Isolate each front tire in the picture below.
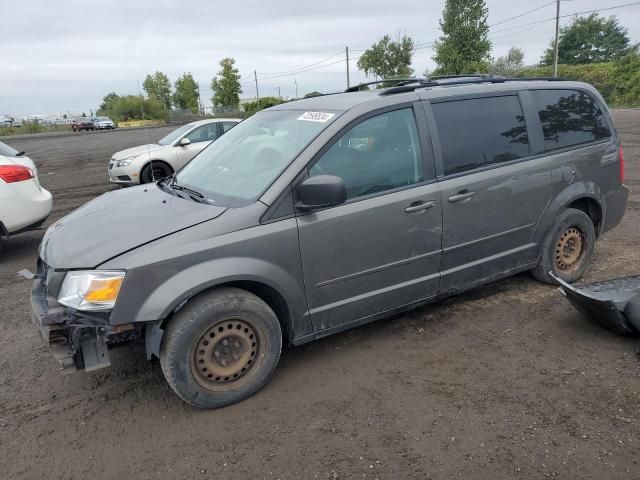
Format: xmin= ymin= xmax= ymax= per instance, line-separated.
xmin=160 ymin=288 xmax=283 ymax=408
xmin=140 ymin=162 xmax=172 ymax=183
xmin=532 ymin=208 xmax=596 ymax=284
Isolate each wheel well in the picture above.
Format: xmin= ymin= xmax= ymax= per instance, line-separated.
xmin=225 ymin=281 xmax=292 ymax=342
xmin=165 ymin=281 xmax=293 ymax=343
xmin=567 ymin=197 xmax=602 ymax=236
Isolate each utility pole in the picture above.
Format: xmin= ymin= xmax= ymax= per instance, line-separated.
xmin=277 ymin=86 xmax=281 ymax=99
xmin=254 ymin=70 xmax=260 ymax=105
xmin=294 ymin=78 xmax=298 ymax=98
xmin=196 ymin=84 xmax=203 ymax=115
xmin=553 ymin=0 xmax=560 ymax=77
xmin=345 ymin=46 xmax=350 ymax=88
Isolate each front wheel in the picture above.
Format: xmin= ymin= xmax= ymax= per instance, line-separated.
xmin=531 ymin=208 xmax=596 ymax=284
xmin=160 ymin=288 xmax=283 ymax=408
xmin=140 ymin=162 xmax=172 ymax=183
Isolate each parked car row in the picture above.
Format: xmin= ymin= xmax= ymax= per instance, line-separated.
xmin=71 ymin=116 xmax=116 ymax=132
xmin=28 ymin=77 xmax=627 ymax=408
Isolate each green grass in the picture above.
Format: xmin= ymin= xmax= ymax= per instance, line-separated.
xmin=0 ymin=122 xmax=72 ymax=137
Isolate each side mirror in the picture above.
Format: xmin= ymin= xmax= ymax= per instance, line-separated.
xmin=295 ymin=175 xmax=347 ymax=212
xmin=179 ymin=137 xmax=191 ymax=146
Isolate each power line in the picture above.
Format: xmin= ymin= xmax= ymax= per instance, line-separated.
xmin=490 ymin=1 xmax=640 ymax=35
xmin=258 ymin=50 xmax=343 ymax=76
xmin=489 ymin=1 xmax=555 ymax=28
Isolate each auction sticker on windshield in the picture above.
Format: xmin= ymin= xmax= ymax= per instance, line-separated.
xmin=297 ymin=112 xmax=335 ymax=122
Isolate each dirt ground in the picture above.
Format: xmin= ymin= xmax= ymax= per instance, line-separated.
xmin=1 ymin=112 xmax=639 ymax=480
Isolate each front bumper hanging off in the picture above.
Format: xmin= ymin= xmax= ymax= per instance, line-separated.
xmin=30 ymin=266 xmax=141 ymax=372
xmin=553 ymin=273 xmax=640 ymax=335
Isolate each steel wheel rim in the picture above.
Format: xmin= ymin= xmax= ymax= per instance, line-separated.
xmin=555 ymin=226 xmax=585 ymax=272
xmin=191 ymin=318 xmax=262 ymax=392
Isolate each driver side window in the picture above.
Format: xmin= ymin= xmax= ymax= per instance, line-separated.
xmin=185 ymin=125 xmax=218 ymax=143
xmin=309 ymin=108 xmax=423 ymax=200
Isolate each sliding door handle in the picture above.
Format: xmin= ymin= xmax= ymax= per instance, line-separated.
xmin=448 ymin=191 xmax=476 ymax=203
xmin=404 ymin=200 xmax=436 ymax=214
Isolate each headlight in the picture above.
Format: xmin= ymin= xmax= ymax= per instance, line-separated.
xmin=58 ymin=270 xmax=125 ymax=311
xmin=116 ymin=156 xmax=135 ymax=167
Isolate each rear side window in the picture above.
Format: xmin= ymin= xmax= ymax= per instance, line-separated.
xmin=531 ymin=89 xmax=611 ymax=152
xmin=432 ymin=96 xmax=530 ymax=176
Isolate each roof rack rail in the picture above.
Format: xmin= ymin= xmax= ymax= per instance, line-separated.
xmin=342 ymin=75 xmax=568 ymax=97
xmin=429 ymin=74 xmax=498 ymax=80
xmin=344 ymin=78 xmax=423 ymax=93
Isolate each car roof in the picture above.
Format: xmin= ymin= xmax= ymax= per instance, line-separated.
xmin=272 ymin=91 xmax=380 ymax=112
xmin=270 ymin=79 xmax=599 ymax=114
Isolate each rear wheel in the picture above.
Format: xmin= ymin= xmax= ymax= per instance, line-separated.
xmin=532 ymin=208 xmax=596 ymax=284
xmin=140 ymin=162 xmax=172 ymax=183
xmin=160 ymin=288 xmax=283 ymax=408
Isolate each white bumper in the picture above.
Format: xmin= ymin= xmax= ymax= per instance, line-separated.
xmin=0 ymin=178 xmax=53 ymax=234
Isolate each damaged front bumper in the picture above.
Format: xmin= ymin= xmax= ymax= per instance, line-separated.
xmin=553 ymin=273 xmax=640 ymax=335
xmin=30 ymin=263 xmax=141 ymax=372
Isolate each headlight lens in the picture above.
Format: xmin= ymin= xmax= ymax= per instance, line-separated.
xmin=116 ymin=157 xmax=135 ymax=167
xmin=58 ymin=270 xmax=125 ymax=311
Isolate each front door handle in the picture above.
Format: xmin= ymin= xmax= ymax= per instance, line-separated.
xmin=404 ymin=200 xmax=436 ymax=214
xmin=448 ymin=191 xmax=476 ymax=203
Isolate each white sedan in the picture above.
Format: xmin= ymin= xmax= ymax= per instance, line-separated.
xmin=108 ymin=118 xmax=240 ymax=185
xmin=0 ymin=141 xmax=52 ymax=251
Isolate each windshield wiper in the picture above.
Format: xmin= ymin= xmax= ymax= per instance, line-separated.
xmin=169 ymin=179 xmax=209 ymax=204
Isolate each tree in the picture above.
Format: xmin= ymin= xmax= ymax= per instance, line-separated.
xmin=490 ymin=47 xmax=525 ymax=76
xmin=241 ymin=96 xmax=285 ymax=116
xmin=611 ymin=50 xmax=640 ymax=106
xmin=173 ymin=73 xmax=199 ymax=113
xmin=97 ymin=94 xmax=168 ymax=122
xmin=143 ymin=71 xmax=173 ymax=110
xmin=541 ymin=14 xmax=634 ymax=66
xmin=357 ymin=34 xmax=414 ymax=80
xmin=433 ymin=0 xmax=492 ymax=75
xmin=99 ymin=92 xmax=120 ymax=112
xmin=211 ymin=58 xmax=242 ymax=109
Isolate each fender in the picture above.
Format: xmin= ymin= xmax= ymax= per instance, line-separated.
xmin=532 ymin=180 xmax=603 ymax=247
xmin=139 ymin=257 xmax=307 ymax=360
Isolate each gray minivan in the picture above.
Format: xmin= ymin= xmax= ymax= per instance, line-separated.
xmin=31 ymin=77 xmax=628 ymax=407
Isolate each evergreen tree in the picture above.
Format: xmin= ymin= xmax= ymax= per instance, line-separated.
xmin=433 ymin=0 xmax=491 ymax=75
xmin=211 ymin=58 xmax=242 ymax=109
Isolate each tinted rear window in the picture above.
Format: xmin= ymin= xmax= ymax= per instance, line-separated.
xmin=531 ymin=89 xmax=611 ymax=152
xmin=432 ymin=95 xmax=530 ymax=176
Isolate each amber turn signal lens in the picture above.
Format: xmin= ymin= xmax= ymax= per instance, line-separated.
xmin=85 ymin=277 xmax=123 ymax=303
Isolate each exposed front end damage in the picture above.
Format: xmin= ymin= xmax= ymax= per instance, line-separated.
xmin=30 ymin=259 xmax=143 ymax=372
xmin=553 ymin=273 xmax=640 ymax=335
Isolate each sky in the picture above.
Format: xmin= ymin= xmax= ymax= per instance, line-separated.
xmin=1 ymin=0 xmax=639 ymax=117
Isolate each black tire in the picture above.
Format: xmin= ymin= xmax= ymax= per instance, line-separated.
xmin=532 ymin=208 xmax=596 ymax=284
xmin=140 ymin=162 xmax=172 ymax=184
xmin=160 ymin=287 xmax=283 ymax=408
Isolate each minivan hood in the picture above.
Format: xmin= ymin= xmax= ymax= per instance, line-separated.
xmin=40 ymin=184 xmax=227 ymax=269
xmin=112 ymin=144 xmax=163 ymax=160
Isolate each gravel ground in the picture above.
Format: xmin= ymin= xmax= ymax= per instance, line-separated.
xmin=1 ymin=112 xmax=639 ymax=480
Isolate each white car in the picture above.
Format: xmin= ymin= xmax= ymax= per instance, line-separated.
xmin=0 ymin=141 xmax=52 ymax=251
xmin=108 ymin=118 xmax=240 ymax=185
xmin=94 ymin=116 xmax=116 ymax=130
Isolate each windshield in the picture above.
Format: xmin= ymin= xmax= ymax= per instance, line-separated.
xmin=158 ymin=124 xmax=195 ymax=145
xmin=0 ymin=141 xmax=20 ymax=157
xmin=175 ymin=109 xmax=339 ymax=205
